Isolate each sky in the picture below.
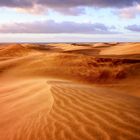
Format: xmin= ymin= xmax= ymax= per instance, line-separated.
xmin=0 ymin=0 xmax=140 ymax=42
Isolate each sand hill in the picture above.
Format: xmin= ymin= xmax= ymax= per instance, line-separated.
xmin=0 ymin=44 xmax=37 ymax=57
xmin=100 ymin=43 xmax=140 ymax=55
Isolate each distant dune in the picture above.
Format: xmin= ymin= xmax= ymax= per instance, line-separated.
xmin=100 ymin=43 xmax=140 ymax=55
xmin=0 ymin=43 xmax=140 ymax=140
xmin=0 ymin=44 xmax=35 ymax=57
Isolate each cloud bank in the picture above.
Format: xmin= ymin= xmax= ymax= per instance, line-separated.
xmin=0 ymin=20 xmax=116 ymax=34
xmin=0 ymin=1 xmax=139 ymax=35
xmin=0 ymin=0 xmax=140 ymax=15
xmin=0 ymin=0 xmax=139 ymax=8
xmin=126 ymin=24 xmax=140 ymax=32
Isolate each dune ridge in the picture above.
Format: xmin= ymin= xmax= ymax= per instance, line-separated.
xmin=1 ymin=52 xmax=140 ymax=84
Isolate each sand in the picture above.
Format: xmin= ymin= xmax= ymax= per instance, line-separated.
xmin=100 ymin=43 xmax=140 ymax=55
xmin=0 ymin=43 xmax=140 ymax=140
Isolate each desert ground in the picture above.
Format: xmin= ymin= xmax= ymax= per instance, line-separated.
xmin=0 ymin=42 xmax=140 ymax=140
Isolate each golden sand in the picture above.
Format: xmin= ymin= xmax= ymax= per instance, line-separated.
xmin=0 ymin=43 xmax=140 ymax=140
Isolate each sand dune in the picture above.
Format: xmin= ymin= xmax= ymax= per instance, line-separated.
xmin=0 ymin=44 xmax=34 ymax=57
xmin=0 ymin=43 xmax=140 ymax=140
xmin=0 ymin=79 xmax=54 ymax=140
xmin=48 ymin=43 xmax=93 ymax=51
xmin=100 ymin=43 xmax=140 ymax=55
xmin=0 ymin=78 xmax=140 ymax=140
xmin=1 ymin=52 xmax=139 ymax=83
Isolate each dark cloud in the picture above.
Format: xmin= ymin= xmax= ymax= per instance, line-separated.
xmin=0 ymin=0 xmax=139 ymax=8
xmin=0 ymin=20 xmax=116 ymax=34
xmin=126 ymin=24 xmax=140 ymax=32
xmin=0 ymin=0 xmax=33 ymax=8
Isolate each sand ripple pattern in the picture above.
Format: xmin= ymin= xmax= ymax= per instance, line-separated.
xmin=0 ymin=80 xmax=54 ymax=140
xmin=45 ymin=81 xmax=140 ymax=140
xmin=0 ymin=80 xmax=140 ymax=140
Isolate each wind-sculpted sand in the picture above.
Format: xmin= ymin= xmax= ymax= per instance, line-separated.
xmin=0 ymin=43 xmax=140 ymax=140
xmin=100 ymin=43 xmax=140 ymax=55
xmin=0 ymin=79 xmax=54 ymax=140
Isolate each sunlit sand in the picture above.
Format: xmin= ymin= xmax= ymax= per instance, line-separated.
xmin=0 ymin=43 xmax=140 ymax=140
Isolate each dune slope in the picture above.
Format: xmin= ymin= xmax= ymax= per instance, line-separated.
xmin=0 ymin=79 xmax=53 ymax=140
xmin=100 ymin=43 xmax=140 ymax=55
xmin=0 ymin=78 xmax=140 ymax=140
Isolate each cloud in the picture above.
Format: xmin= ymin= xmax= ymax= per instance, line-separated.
xmin=116 ymin=4 xmax=140 ymax=19
xmin=0 ymin=0 xmax=139 ymax=8
xmin=52 ymin=7 xmax=86 ymax=15
xmin=0 ymin=0 xmax=139 ymax=14
xmin=126 ymin=24 xmax=140 ymax=32
xmin=0 ymin=20 xmax=116 ymax=34
xmin=0 ymin=0 xmax=33 ymax=8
